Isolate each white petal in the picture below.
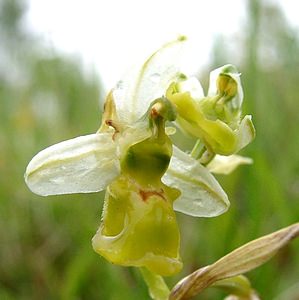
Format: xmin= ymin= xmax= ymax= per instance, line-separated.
xmin=162 ymin=146 xmax=229 ymax=217
xmin=236 ymin=115 xmax=256 ymax=151
xmin=25 ymin=133 xmax=120 ymax=196
xmin=113 ymin=37 xmax=187 ymax=123
xmin=177 ymin=77 xmax=205 ymax=100
xmin=207 ymin=154 xmax=253 ymax=175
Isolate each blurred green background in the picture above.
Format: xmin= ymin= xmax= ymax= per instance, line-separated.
xmin=0 ymin=0 xmax=298 ymax=299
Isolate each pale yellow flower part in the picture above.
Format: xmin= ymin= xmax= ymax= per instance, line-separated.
xmin=167 ymin=65 xmax=255 ymax=156
xmin=207 ymin=154 xmax=253 ymax=175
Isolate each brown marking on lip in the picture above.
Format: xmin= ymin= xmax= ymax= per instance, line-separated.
xmin=150 ymin=107 xmax=159 ymax=119
xmin=139 ymin=189 xmax=166 ymax=202
xmin=151 ymin=102 xmax=164 ymax=119
xmin=105 ymin=119 xmax=119 ymax=140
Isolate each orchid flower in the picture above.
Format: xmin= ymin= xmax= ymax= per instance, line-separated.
xmin=25 ymin=37 xmax=229 ymax=276
xmin=166 ymin=65 xmax=255 ymax=159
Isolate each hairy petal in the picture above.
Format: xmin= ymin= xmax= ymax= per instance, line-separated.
xmin=113 ymin=36 xmax=187 ymax=123
xmin=162 ymin=146 xmax=229 ymax=217
xmin=25 ymin=133 xmax=119 ymax=196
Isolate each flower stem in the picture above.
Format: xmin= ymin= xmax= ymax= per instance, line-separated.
xmin=212 ymin=275 xmax=256 ymax=298
xmin=140 ymin=267 xmax=170 ymax=300
xmin=191 ymin=140 xmax=215 ymax=165
xmin=190 ymin=139 xmax=205 ymax=160
xmin=199 ymin=149 xmax=215 ymax=166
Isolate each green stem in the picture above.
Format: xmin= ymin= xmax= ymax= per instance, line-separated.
xmin=199 ymin=149 xmax=216 ymax=166
xmin=140 ymin=267 xmax=170 ymax=300
xmin=190 ymin=140 xmax=215 ymax=166
xmin=212 ymin=275 xmax=256 ymax=298
xmin=190 ymin=139 xmax=205 ymax=160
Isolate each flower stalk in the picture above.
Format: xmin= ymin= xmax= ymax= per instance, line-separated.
xmin=140 ymin=267 xmax=170 ymax=300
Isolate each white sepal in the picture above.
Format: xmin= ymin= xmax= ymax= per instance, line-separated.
xmin=25 ymin=133 xmax=120 ymax=196
xmin=162 ymin=146 xmax=229 ymax=217
xmin=236 ymin=115 xmax=255 ymax=151
xmin=207 ymin=154 xmax=253 ymax=175
xmin=177 ymin=77 xmax=205 ymax=100
xmin=113 ymin=37 xmax=187 ymax=123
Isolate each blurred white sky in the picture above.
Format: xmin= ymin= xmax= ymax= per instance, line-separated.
xmin=26 ymin=0 xmax=298 ymax=90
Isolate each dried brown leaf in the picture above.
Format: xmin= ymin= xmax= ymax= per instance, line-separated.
xmin=169 ymin=223 xmax=299 ymax=300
